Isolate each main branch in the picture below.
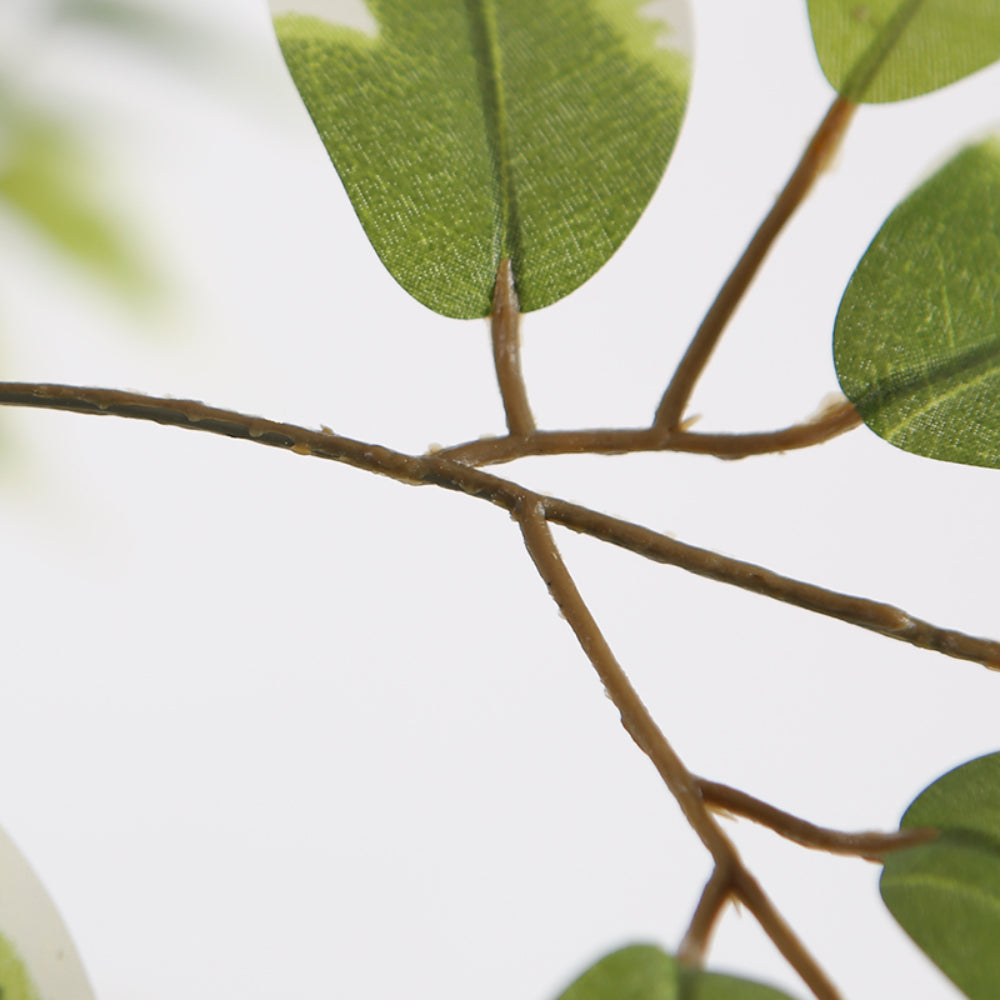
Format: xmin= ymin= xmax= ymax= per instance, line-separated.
xmin=0 ymin=382 xmax=997 ymax=669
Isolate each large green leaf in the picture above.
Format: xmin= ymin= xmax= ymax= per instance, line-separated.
xmin=0 ymin=824 xmax=95 ymax=1000
xmin=881 ymin=752 xmax=1000 ymax=1000
xmin=554 ymin=944 xmax=797 ymax=1000
xmin=833 ymin=139 xmax=1000 ymax=468
xmin=270 ymin=0 xmax=690 ymax=318
xmin=806 ymin=1 xmax=1000 ymax=102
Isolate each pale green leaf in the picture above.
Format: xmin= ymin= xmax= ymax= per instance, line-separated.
xmin=554 ymin=944 xmax=798 ymax=1000
xmin=881 ymin=752 xmax=1000 ymax=1000
xmin=806 ymin=1 xmax=1000 ymax=102
xmin=833 ymin=139 xmax=1000 ymax=468
xmin=0 ymin=110 xmax=154 ymax=299
xmin=0 ymin=824 xmax=95 ymax=1000
xmin=271 ymin=0 xmax=690 ymax=318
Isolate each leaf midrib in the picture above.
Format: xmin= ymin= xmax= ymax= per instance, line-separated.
xmin=465 ymin=0 xmax=520 ymax=273
xmin=842 ymin=0 xmax=928 ymax=101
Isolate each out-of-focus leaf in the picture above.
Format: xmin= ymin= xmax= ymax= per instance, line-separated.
xmin=881 ymin=752 xmax=1000 ymax=1000
xmin=833 ymin=139 xmax=1000 ymax=467
xmin=270 ymin=0 xmax=691 ymax=319
xmin=554 ymin=944 xmax=798 ymax=1000
xmin=806 ymin=0 xmax=1000 ymax=102
xmin=0 ymin=109 xmax=153 ymax=298
xmin=0 ymin=824 xmax=95 ymax=1000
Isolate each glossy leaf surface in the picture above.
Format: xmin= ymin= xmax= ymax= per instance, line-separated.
xmin=271 ymin=0 xmax=690 ymax=318
xmin=0 ymin=825 xmax=95 ymax=1000
xmin=881 ymin=752 xmax=1000 ymax=999
xmin=806 ymin=1 xmax=1000 ymax=102
xmin=833 ymin=139 xmax=1000 ymax=467
xmin=555 ymin=945 xmax=796 ymax=1000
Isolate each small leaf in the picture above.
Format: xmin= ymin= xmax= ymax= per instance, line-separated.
xmin=806 ymin=1 xmax=1000 ymax=102
xmin=0 ymin=824 xmax=96 ymax=1000
xmin=554 ymin=944 xmax=798 ymax=1000
xmin=881 ymin=752 xmax=1000 ymax=1000
xmin=833 ymin=138 xmax=1000 ymax=468
xmin=270 ymin=0 xmax=691 ymax=318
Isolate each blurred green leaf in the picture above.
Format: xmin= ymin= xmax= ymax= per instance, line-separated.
xmin=0 ymin=107 xmax=153 ymax=298
xmin=833 ymin=139 xmax=1000 ymax=467
xmin=554 ymin=944 xmax=798 ymax=1000
xmin=806 ymin=1 xmax=1000 ymax=102
xmin=881 ymin=752 xmax=1000 ymax=1000
xmin=271 ymin=0 xmax=690 ymax=318
xmin=0 ymin=932 xmax=40 ymax=1000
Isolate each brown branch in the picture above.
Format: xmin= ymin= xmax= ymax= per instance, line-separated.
xmin=0 ymin=383 xmax=997 ymax=669
xmin=491 ymin=258 xmax=535 ymax=436
xmin=698 ymin=779 xmax=937 ymax=861
xmin=677 ymin=863 xmax=734 ymax=968
xmin=653 ymin=96 xmax=857 ymax=433
xmin=436 ymin=397 xmax=861 ymax=467
xmin=515 ymin=504 xmax=841 ymax=1000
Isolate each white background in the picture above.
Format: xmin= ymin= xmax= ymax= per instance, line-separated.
xmin=1 ymin=2 xmax=999 ymax=999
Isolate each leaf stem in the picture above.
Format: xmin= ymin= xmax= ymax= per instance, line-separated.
xmin=436 ymin=397 xmax=861 ymax=466
xmin=697 ymin=779 xmax=937 ymax=861
xmin=677 ymin=863 xmax=733 ymax=968
xmin=491 ymin=257 xmax=535 ymax=435
xmin=652 ymin=96 xmax=857 ymax=432
xmin=515 ymin=503 xmax=841 ymax=1000
xmin=0 ymin=382 xmax=996 ymax=669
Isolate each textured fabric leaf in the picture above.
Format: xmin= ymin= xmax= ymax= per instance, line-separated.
xmin=833 ymin=139 xmax=1000 ymax=467
xmin=554 ymin=944 xmax=797 ymax=1000
xmin=806 ymin=0 xmax=1000 ymax=102
xmin=881 ymin=752 xmax=1000 ymax=1000
xmin=0 ymin=825 xmax=95 ymax=1000
xmin=271 ymin=0 xmax=690 ymax=318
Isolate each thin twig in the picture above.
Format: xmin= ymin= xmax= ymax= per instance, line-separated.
xmin=732 ymin=868 xmax=840 ymax=1000
xmin=677 ymin=863 xmax=734 ymax=968
xmin=515 ymin=504 xmax=841 ymax=1000
xmin=436 ymin=397 xmax=861 ymax=467
xmin=698 ymin=779 xmax=938 ymax=861
xmin=0 ymin=383 xmax=997 ymax=669
xmin=491 ymin=258 xmax=535 ymax=436
xmin=653 ymin=96 xmax=857 ymax=432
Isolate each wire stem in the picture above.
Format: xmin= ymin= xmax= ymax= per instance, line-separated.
xmin=515 ymin=504 xmax=841 ymax=1000
xmin=491 ymin=258 xmax=535 ymax=436
xmin=653 ymin=96 xmax=856 ymax=432
xmin=698 ymin=779 xmax=937 ymax=860
xmin=437 ymin=397 xmax=861 ymax=466
xmin=0 ymin=383 xmax=996 ymax=669
xmin=677 ymin=864 xmax=733 ymax=968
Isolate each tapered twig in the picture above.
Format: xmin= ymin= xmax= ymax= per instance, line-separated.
xmin=0 ymin=383 xmax=997 ymax=669
xmin=515 ymin=504 xmax=841 ymax=1000
xmin=436 ymin=397 xmax=861 ymax=466
xmin=653 ymin=96 xmax=857 ymax=432
xmin=491 ymin=258 xmax=535 ymax=436
xmin=677 ymin=863 xmax=734 ymax=968
xmin=698 ymin=779 xmax=937 ymax=861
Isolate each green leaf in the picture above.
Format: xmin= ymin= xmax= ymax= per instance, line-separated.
xmin=0 ymin=108 xmax=154 ymax=299
xmin=0 ymin=824 xmax=95 ymax=1000
xmin=554 ymin=944 xmax=798 ymax=1000
xmin=806 ymin=1 xmax=1000 ymax=103
xmin=271 ymin=0 xmax=690 ymax=318
xmin=881 ymin=752 xmax=1000 ymax=1000
xmin=0 ymin=932 xmax=41 ymax=1000
xmin=833 ymin=139 xmax=1000 ymax=468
